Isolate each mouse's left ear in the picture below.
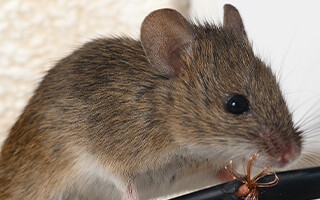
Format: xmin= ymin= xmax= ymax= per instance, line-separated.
xmin=223 ymin=4 xmax=248 ymax=42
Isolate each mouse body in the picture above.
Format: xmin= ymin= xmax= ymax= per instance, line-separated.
xmin=0 ymin=5 xmax=302 ymax=200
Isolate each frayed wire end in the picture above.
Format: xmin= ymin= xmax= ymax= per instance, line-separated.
xmin=224 ymin=153 xmax=279 ymax=200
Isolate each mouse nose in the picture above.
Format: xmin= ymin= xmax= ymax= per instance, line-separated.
xmin=280 ymin=143 xmax=298 ymax=164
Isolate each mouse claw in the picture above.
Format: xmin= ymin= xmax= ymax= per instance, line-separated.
xmin=122 ymin=182 xmax=139 ymax=200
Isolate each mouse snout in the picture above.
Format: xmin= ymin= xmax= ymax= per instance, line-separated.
xmin=279 ymin=142 xmax=299 ymax=165
xmin=263 ymin=141 xmax=300 ymax=168
xmin=259 ymin=131 xmax=301 ymax=167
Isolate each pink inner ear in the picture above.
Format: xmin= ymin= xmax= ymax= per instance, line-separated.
xmin=167 ymin=41 xmax=191 ymax=77
xmin=140 ymin=8 xmax=194 ymax=78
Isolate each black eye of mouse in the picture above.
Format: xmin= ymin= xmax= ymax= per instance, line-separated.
xmin=225 ymin=94 xmax=250 ymax=115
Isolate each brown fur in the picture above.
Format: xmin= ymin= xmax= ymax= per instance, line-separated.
xmin=0 ymin=5 xmax=302 ymax=200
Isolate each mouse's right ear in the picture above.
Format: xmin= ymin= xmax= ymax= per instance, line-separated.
xmin=140 ymin=9 xmax=194 ymax=78
xmin=223 ymin=4 xmax=249 ymax=43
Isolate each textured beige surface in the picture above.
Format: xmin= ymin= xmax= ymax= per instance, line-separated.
xmin=0 ymin=0 xmax=190 ymax=146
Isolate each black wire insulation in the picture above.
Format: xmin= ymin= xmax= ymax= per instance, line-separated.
xmin=170 ymin=166 xmax=320 ymax=200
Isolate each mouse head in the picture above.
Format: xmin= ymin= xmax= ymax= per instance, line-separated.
xmin=140 ymin=4 xmax=302 ymax=168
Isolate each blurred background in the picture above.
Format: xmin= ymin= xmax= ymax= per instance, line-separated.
xmin=1 ymin=0 xmax=320 ymax=169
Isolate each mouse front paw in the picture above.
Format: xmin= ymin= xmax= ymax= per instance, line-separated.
xmin=122 ymin=182 xmax=139 ymax=200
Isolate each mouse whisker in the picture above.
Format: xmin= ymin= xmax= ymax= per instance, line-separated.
xmin=294 ymin=98 xmax=320 ymax=128
xmin=276 ymin=29 xmax=296 ymax=86
xmin=295 ymin=152 xmax=320 ymax=168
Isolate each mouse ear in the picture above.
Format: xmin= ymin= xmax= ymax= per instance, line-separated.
xmin=223 ymin=4 xmax=248 ymax=40
xmin=140 ymin=9 xmax=194 ymax=78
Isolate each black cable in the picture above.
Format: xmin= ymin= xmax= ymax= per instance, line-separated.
xmin=170 ymin=179 xmax=242 ymax=200
xmin=170 ymin=166 xmax=320 ymax=200
xmin=259 ymin=166 xmax=320 ymax=200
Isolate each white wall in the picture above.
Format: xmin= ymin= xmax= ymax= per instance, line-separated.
xmin=191 ymin=0 xmax=320 ymax=167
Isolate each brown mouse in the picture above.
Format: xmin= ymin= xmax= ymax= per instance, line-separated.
xmin=0 ymin=4 xmax=302 ymax=200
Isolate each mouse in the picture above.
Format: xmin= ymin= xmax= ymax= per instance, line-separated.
xmin=0 ymin=4 xmax=302 ymax=200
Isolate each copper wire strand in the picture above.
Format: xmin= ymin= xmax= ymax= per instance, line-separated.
xmin=225 ymin=160 xmax=246 ymax=183
xmin=251 ymin=167 xmax=270 ymax=182
xmin=225 ymin=153 xmax=279 ymax=200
